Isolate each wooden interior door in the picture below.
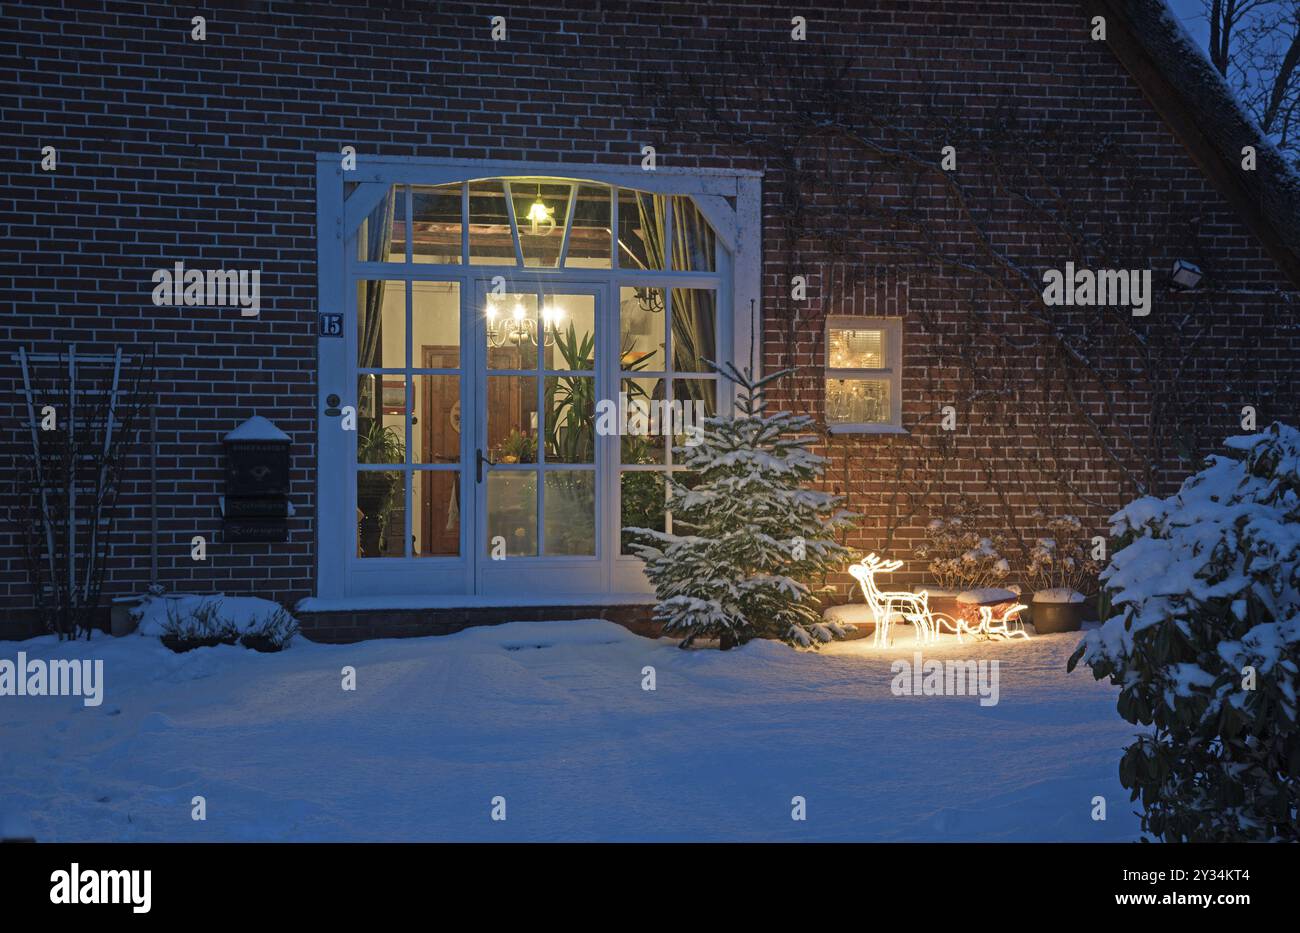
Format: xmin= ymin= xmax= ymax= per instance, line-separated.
xmin=420 ymin=346 xmax=462 ymax=556
xmin=485 ymin=344 xmax=529 ymax=456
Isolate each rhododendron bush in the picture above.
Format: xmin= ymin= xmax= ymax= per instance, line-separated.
xmin=1069 ymin=423 xmax=1300 ymax=841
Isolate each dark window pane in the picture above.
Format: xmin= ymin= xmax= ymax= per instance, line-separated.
xmin=357 ymin=470 xmax=405 ymax=558
xmin=544 ymin=471 xmax=595 ymax=555
xmin=617 ymin=188 xmax=666 ymax=270
xmin=356 ymin=280 xmax=405 ymax=369
xmin=565 ymin=184 xmax=613 ymax=269
xmin=487 ymin=471 xmax=537 ymax=556
xmin=621 ymin=471 xmax=666 ymax=554
xmin=357 ymin=185 xmax=404 ymax=263
xmin=412 ymin=184 xmax=462 ymax=264
xmin=670 ymin=288 xmax=717 ymax=372
xmin=469 ymin=180 xmax=516 ymax=265
xmin=670 ymin=195 xmax=716 ymax=272
xmin=414 ymin=471 xmax=460 ymax=557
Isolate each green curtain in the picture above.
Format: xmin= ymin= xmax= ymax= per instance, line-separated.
xmin=358 ymin=188 xmax=395 ymax=380
xmin=671 ymin=196 xmax=717 ymax=407
xmin=633 ymin=192 xmax=716 ymax=405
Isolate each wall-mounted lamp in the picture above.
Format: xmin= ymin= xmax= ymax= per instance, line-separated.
xmin=1170 ymin=259 xmax=1203 ymax=290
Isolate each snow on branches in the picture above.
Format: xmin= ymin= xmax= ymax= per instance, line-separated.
xmin=1070 ymin=422 xmax=1300 ymax=841
xmin=626 ymin=364 xmax=856 ymax=649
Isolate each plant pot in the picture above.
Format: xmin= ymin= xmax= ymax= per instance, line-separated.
xmin=356 ymin=473 xmax=399 ymax=557
xmin=110 ymin=601 xmax=140 ymax=637
xmin=920 ymin=591 xmax=962 ymax=621
xmin=161 ymin=635 xmax=224 ymax=653
xmin=240 ymin=633 xmax=284 ymax=653
xmin=1029 ymin=599 xmax=1085 ymax=633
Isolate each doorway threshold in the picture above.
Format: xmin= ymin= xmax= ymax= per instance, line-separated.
xmin=296 ymin=592 xmax=657 ymax=613
xmin=294 ymin=594 xmax=661 ymax=644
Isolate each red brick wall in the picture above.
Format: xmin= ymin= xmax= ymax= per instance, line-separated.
xmin=2 ymin=0 xmax=1296 ymax=621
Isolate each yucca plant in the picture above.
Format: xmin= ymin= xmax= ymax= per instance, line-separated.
xmin=544 ymin=322 xmax=653 ymax=464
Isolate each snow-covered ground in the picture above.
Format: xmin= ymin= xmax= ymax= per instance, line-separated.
xmin=0 ymin=620 xmax=1142 ymax=841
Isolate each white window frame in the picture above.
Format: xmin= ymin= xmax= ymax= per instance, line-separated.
xmin=824 ymin=316 xmax=906 ymax=434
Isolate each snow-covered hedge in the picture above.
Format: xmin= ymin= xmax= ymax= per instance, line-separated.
xmin=1069 ymin=423 xmax=1300 ymax=841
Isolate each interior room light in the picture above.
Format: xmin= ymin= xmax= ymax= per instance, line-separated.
xmin=525 ymin=185 xmax=556 ymax=236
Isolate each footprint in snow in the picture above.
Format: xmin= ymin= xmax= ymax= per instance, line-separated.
xmin=136 ymin=712 xmax=174 ymax=734
xmin=929 ymin=808 xmax=960 ymax=834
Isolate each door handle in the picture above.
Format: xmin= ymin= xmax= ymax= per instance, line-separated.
xmin=476 ymin=448 xmax=488 ymax=483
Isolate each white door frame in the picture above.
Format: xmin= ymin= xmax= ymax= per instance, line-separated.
xmin=314 ymin=155 xmax=763 ymax=602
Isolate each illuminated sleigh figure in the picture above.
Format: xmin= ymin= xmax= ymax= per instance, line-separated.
xmin=954 ymin=603 xmax=1031 ymax=642
xmin=849 ymin=554 xmax=1031 ymax=645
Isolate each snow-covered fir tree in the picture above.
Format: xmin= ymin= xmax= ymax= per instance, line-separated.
xmin=627 ymin=364 xmax=856 ymax=649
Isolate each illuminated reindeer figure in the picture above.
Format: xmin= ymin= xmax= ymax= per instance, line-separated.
xmin=849 ymin=553 xmax=1033 ymax=646
xmin=849 ymin=553 xmax=938 ymax=647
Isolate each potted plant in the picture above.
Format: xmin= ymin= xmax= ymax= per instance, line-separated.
xmin=913 ymin=500 xmax=1014 ymax=619
xmin=494 ymin=427 xmax=536 ymax=464
xmin=239 ymin=607 xmax=300 ymax=653
xmin=158 ymin=599 xmax=239 ymax=652
xmin=1025 ymin=513 xmax=1099 ymax=633
xmin=356 ymin=420 xmax=405 ymax=557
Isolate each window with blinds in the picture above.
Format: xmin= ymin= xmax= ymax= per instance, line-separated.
xmin=824 ymin=318 xmax=902 ymax=431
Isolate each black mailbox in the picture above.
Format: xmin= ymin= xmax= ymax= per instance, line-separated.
xmin=226 ymin=446 xmax=289 ymax=497
xmin=223 ymin=417 xmax=291 ymax=542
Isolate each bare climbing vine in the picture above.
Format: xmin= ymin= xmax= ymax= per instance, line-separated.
xmin=637 ymin=37 xmax=1291 ymax=581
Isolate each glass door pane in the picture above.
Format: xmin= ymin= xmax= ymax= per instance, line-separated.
xmin=478 ymin=282 xmax=599 ymax=563
xmin=354 ymin=279 xmax=465 ymax=560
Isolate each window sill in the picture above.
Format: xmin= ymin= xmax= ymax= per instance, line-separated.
xmin=827 ymin=424 xmax=909 ymax=436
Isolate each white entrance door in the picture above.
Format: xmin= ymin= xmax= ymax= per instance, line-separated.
xmin=472 ymin=278 xmax=609 ymax=595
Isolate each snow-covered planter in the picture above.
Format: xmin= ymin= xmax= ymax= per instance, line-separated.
xmin=1069 ymin=423 xmax=1300 ymax=841
xmin=135 ymin=594 xmax=300 ymax=653
xmin=1027 ymin=514 xmax=1100 ymax=632
xmin=240 ymin=607 xmax=300 ymax=652
xmin=157 ymin=598 xmax=239 ymax=652
xmin=627 ymin=364 xmax=856 ymax=650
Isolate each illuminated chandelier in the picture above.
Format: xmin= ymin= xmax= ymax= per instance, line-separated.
xmin=632 ymin=286 xmax=664 ymax=316
xmin=486 ymin=300 xmax=564 ymax=348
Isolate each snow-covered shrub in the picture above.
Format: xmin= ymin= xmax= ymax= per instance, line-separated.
xmin=627 ymin=364 xmax=856 ymax=649
xmin=160 ymin=598 xmax=238 ymax=645
xmin=239 ymin=607 xmax=300 ymax=651
xmin=1069 ymin=423 xmax=1300 ymax=841
xmin=914 ymin=500 xmax=1011 ymax=591
xmin=1026 ymin=513 xmax=1100 ymax=598
xmin=136 ymin=594 xmax=299 ymax=651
